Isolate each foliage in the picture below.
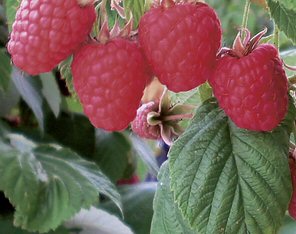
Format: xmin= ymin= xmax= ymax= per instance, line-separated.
xmin=101 ymin=183 xmax=156 ymax=234
xmin=151 ymin=162 xmax=195 ymax=234
xmin=0 ymin=48 xmax=11 ymax=91
xmin=267 ymin=0 xmax=296 ymax=44
xmin=1 ymin=0 xmax=296 ymax=233
xmin=0 ymin=133 xmax=121 ymax=233
xmin=168 ymin=98 xmax=295 ymax=234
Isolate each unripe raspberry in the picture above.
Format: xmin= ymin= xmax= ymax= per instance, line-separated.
xmin=131 ymin=101 xmax=161 ymax=140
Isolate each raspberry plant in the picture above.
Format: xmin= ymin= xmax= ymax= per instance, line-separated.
xmin=1 ymin=0 xmax=296 ymax=233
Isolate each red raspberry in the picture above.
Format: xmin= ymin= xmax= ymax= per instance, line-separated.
xmin=210 ymin=30 xmax=288 ymax=131
xmin=117 ymin=175 xmax=140 ymax=185
xmin=131 ymin=101 xmax=161 ymax=140
xmin=7 ymin=0 xmax=96 ymax=75
xmin=289 ymin=157 xmax=296 ymax=220
xmin=71 ymin=38 xmax=150 ymax=131
xmin=138 ymin=1 xmax=222 ymax=92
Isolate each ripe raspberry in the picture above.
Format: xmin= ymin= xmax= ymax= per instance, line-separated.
xmin=210 ymin=30 xmax=288 ymax=131
xmin=117 ymin=175 xmax=140 ymax=185
xmin=7 ymin=0 xmax=96 ymax=75
xmin=138 ymin=1 xmax=222 ymax=92
xmin=131 ymin=101 xmax=161 ymax=140
xmin=71 ymin=38 xmax=150 ymax=131
xmin=289 ymin=157 xmax=296 ymax=220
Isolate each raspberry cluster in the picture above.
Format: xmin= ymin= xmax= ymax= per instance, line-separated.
xmin=7 ymin=0 xmax=288 ymax=133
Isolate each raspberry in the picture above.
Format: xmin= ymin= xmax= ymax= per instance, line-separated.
xmin=138 ymin=1 xmax=222 ymax=92
xmin=71 ymin=38 xmax=150 ymax=131
xmin=117 ymin=175 xmax=140 ymax=185
xmin=289 ymin=157 xmax=296 ymax=220
xmin=131 ymin=101 xmax=161 ymax=140
xmin=7 ymin=0 xmax=96 ymax=75
xmin=210 ymin=30 xmax=288 ymax=131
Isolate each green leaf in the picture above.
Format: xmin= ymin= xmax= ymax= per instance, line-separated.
xmin=93 ymin=130 xmax=133 ymax=182
xmin=169 ymin=98 xmax=295 ymax=234
xmin=4 ymin=0 xmax=19 ymax=32
xmin=129 ymin=135 xmax=159 ymax=177
xmin=275 ymin=0 xmax=296 ymax=10
xmin=123 ymin=0 xmax=146 ymax=28
xmin=45 ymin=112 xmax=95 ymax=158
xmin=40 ymin=73 xmax=61 ymax=118
xmin=0 ymin=49 xmax=11 ymax=91
xmin=169 ymin=83 xmax=212 ymax=129
xmin=0 ymin=216 xmax=69 ymax=234
xmin=0 ymin=217 xmax=35 ymax=234
xmin=281 ymin=49 xmax=296 ymax=77
xmin=64 ymin=97 xmax=83 ymax=113
xmin=11 ymin=68 xmax=44 ymax=130
xmin=0 ymin=5 xmax=9 ymax=46
xmin=58 ymin=57 xmax=76 ymax=97
xmin=169 ymin=89 xmax=199 ymax=106
xmin=267 ymin=0 xmax=296 ymax=44
xmin=0 ymin=136 xmax=121 ymax=233
xmin=0 ymin=120 xmax=10 ymax=138
xmin=105 ymin=0 xmax=122 ymax=28
xmin=198 ymin=82 xmax=213 ymax=103
xmin=151 ymin=162 xmax=195 ymax=234
xmin=169 ymin=82 xmax=212 ymax=107
xmin=118 ymin=183 xmax=155 ymax=234
xmin=279 ymin=215 xmax=296 ymax=234
xmin=101 ymin=183 xmax=156 ymax=234
xmin=65 ymin=207 xmax=133 ymax=234
xmin=0 ymin=80 xmax=20 ymax=117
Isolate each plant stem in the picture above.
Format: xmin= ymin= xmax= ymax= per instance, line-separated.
xmin=274 ymin=23 xmax=280 ymax=49
xmin=241 ymin=0 xmax=251 ymax=40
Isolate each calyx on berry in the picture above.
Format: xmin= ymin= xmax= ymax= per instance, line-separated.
xmin=218 ymin=28 xmax=268 ymax=58
xmin=77 ymin=0 xmax=94 ymax=7
xmin=96 ymin=17 xmax=134 ymax=44
xmin=94 ymin=0 xmax=136 ymax=44
xmin=145 ymin=88 xmax=194 ymax=145
xmin=155 ymin=0 xmax=205 ymax=8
